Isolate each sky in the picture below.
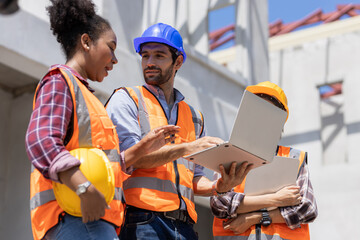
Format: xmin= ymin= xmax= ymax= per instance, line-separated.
xmin=268 ymin=0 xmax=360 ymax=23
xmin=209 ymin=0 xmax=360 ymax=51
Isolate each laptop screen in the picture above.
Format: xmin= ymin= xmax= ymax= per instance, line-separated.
xmin=229 ymin=90 xmax=287 ymax=162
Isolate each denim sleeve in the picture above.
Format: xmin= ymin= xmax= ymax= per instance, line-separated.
xmin=106 ymin=89 xmax=141 ymax=152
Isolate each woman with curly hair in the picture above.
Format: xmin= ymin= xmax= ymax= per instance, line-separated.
xmin=25 ymin=0 xmax=178 ymax=239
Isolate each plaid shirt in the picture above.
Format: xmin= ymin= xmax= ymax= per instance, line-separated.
xmin=210 ymin=153 xmax=318 ymax=230
xmin=25 ymin=65 xmax=93 ymax=182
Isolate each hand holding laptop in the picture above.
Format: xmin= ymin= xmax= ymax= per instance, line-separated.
xmin=216 ymin=161 xmax=254 ymax=193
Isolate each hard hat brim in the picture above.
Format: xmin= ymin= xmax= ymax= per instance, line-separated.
xmin=134 ymin=36 xmax=187 ymax=62
xmin=246 ymin=85 xmax=289 ymax=121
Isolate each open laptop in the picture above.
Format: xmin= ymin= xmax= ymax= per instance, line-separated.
xmin=184 ymin=90 xmax=287 ymax=173
xmin=244 ymin=156 xmax=299 ymax=196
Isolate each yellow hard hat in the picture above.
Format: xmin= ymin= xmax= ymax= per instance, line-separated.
xmin=53 ymin=148 xmax=115 ymax=217
xmin=246 ymin=81 xmax=289 ymax=121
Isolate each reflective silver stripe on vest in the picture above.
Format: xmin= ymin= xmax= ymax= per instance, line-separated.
xmin=123 ymin=176 xmax=194 ymax=202
xmin=62 ymin=69 xmax=92 ymax=147
xmin=102 ymin=149 xmax=125 ymax=201
xmin=289 ymin=148 xmax=301 ymax=159
xmin=130 ymin=86 xmax=151 ymax=138
xmin=177 ymin=157 xmax=195 ymax=172
xmin=103 ymin=149 xmax=120 ymax=163
xmin=114 ymin=187 xmax=124 ymax=201
xmin=30 ymin=189 xmax=56 ymax=211
xmin=30 ymin=187 xmax=123 ymax=211
xmin=214 ymin=234 xmax=286 ymax=240
xmin=124 ymin=176 xmax=176 ymax=194
xmin=179 ymin=182 xmax=194 ymax=202
xmin=188 ymin=105 xmax=203 ymax=138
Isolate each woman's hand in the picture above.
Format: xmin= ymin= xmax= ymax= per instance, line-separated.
xmin=223 ymin=212 xmax=261 ymax=235
xmin=273 ymin=185 xmax=302 ymax=207
xmin=80 ymin=184 xmax=109 ymax=223
xmin=58 ymin=166 xmax=108 ymax=223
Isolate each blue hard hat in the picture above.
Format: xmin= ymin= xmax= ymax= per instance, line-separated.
xmin=134 ymin=23 xmax=186 ymax=63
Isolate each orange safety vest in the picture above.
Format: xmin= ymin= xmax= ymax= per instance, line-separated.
xmin=213 ymin=146 xmax=309 ymax=240
xmin=113 ymin=86 xmax=204 ymax=223
xmin=29 ymin=67 xmax=125 ymax=240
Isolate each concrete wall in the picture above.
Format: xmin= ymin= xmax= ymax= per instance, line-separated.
xmin=0 ymin=0 xmax=269 ymax=239
xmin=0 ymin=7 xmax=54 ymax=238
xmin=269 ymin=16 xmax=360 ymax=240
xmin=0 ymin=89 xmax=34 ymax=239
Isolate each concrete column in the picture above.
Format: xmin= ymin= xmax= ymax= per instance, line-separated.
xmin=187 ymin=1 xmax=209 ymax=55
xmin=231 ymin=0 xmax=269 ymax=84
xmin=0 ymin=91 xmax=34 ymax=239
xmin=0 ymin=89 xmax=11 ymax=225
xmin=142 ymin=0 xmax=177 ymax=27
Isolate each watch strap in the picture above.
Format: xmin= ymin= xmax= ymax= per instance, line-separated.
xmin=75 ymin=181 xmax=91 ymax=195
xmin=260 ymin=210 xmax=272 ymax=226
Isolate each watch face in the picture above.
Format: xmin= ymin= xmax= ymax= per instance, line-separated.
xmin=262 ymin=219 xmax=271 ymax=226
xmin=261 ymin=212 xmax=272 ymax=226
xmin=78 ymin=186 xmax=86 ymax=194
xmin=76 ymin=181 xmax=91 ymax=195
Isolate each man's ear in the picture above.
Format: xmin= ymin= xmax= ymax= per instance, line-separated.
xmin=174 ymin=55 xmax=183 ymax=70
xmin=80 ymin=33 xmax=92 ymax=51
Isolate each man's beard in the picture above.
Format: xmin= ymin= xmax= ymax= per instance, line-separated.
xmin=144 ymin=64 xmax=174 ymax=86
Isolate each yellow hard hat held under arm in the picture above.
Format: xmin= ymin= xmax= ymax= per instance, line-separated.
xmin=52 ymin=148 xmax=115 ymax=217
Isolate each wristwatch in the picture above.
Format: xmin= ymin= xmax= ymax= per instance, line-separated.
xmin=75 ymin=181 xmax=91 ymax=196
xmin=260 ymin=210 xmax=272 ymax=227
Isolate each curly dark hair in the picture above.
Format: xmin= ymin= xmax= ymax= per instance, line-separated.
xmin=46 ymin=0 xmax=112 ymax=60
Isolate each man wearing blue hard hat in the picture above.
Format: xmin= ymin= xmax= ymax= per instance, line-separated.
xmin=106 ymin=23 xmax=252 ymax=239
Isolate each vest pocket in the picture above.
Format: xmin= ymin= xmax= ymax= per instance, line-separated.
xmin=95 ymin=115 xmax=118 ymax=149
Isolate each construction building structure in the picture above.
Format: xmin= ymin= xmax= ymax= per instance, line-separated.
xmin=210 ymin=3 xmax=360 ymax=240
xmin=0 ymin=0 xmax=266 ymax=239
xmin=1 ymin=0 xmax=357 ymax=239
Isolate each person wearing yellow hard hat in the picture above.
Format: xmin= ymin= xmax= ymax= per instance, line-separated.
xmin=211 ymin=81 xmax=318 ymax=240
xmin=24 ymin=1 xmax=179 ymax=240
